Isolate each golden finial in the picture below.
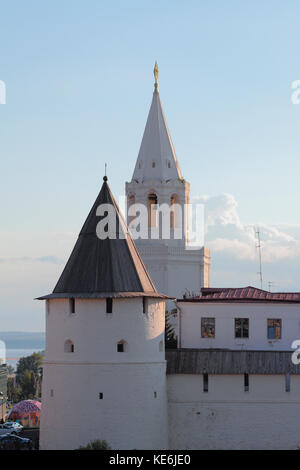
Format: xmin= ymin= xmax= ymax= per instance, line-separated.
xmin=153 ymin=61 xmax=159 ymax=92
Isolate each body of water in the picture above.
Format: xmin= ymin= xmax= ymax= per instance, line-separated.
xmin=0 ymin=332 xmax=45 ymax=370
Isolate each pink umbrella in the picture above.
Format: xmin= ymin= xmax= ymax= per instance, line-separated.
xmin=8 ymin=400 xmax=41 ymax=427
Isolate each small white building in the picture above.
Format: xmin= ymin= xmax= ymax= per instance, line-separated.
xmin=166 ymin=286 xmax=300 ymax=450
xmin=178 ymin=286 xmax=300 ymax=351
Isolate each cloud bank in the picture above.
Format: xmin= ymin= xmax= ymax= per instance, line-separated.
xmin=193 ymin=193 xmax=300 ymax=263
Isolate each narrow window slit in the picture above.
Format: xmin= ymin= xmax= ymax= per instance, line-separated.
xmin=143 ymin=297 xmax=147 ymax=314
xmin=70 ymin=298 xmax=75 ymax=314
xmin=203 ymin=373 xmax=208 ymax=392
xmin=285 ymin=373 xmax=290 ymax=392
xmin=106 ymin=298 xmax=113 ymax=314
xmin=244 ymin=373 xmax=249 ymax=392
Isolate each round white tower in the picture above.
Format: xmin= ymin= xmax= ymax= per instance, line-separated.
xmin=38 ymin=177 xmax=169 ymax=450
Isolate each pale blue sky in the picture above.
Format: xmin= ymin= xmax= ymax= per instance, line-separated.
xmin=1 ymin=1 xmax=300 ymax=330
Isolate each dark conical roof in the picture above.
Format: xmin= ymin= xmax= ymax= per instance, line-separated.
xmin=37 ymin=178 xmax=169 ymax=300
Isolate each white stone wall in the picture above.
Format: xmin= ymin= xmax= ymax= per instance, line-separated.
xmin=137 ymin=246 xmax=209 ymax=301
xmin=178 ymin=301 xmax=300 ymax=350
xmin=40 ymin=297 xmax=168 ymax=450
xmin=168 ymin=374 xmax=300 ymax=449
xmin=44 ymin=297 xmax=165 ymax=363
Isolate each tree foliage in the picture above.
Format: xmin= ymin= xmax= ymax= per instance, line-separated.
xmin=7 ymin=377 xmax=20 ymax=403
xmin=165 ymin=311 xmax=177 ymax=349
xmin=16 ymin=352 xmax=43 ymax=400
xmin=6 ymin=365 xmax=14 ymax=375
xmin=78 ymin=439 xmax=111 ymax=450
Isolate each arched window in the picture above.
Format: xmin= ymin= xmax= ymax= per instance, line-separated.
xmin=148 ymin=193 xmax=158 ymax=227
xmin=170 ymin=194 xmax=180 ymax=228
xmin=64 ymin=339 xmax=74 ymax=353
xmin=117 ymin=340 xmax=128 ymax=353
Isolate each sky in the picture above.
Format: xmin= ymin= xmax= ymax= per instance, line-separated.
xmin=0 ymin=0 xmax=300 ymax=331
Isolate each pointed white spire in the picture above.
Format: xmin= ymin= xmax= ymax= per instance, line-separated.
xmin=132 ymin=63 xmax=183 ymax=182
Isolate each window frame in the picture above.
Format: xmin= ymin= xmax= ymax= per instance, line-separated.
xmin=267 ymin=318 xmax=282 ymax=340
xmin=201 ymin=317 xmax=215 ymax=338
xmin=234 ymin=318 xmax=249 ymax=339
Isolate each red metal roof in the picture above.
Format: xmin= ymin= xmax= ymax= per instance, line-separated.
xmin=179 ymin=286 xmax=300 ymax=303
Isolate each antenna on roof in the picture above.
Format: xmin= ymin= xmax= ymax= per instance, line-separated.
xmin=268 ymin=281 xmax=275 ymax=292
xmin=255 ymin=227 xmax=263 ymax=289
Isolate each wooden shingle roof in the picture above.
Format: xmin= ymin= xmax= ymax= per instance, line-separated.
xmin=37 ymin=177 xmax=170 ymax=300
xmin=166 ymin=349 xmax=300 ymax=374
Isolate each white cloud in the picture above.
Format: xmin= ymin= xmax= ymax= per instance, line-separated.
xmin=193 ymin=193 xmax=300 ymax=263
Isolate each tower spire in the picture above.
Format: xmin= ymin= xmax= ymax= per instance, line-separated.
xmin=131 ymin=63 xmax=183 ymax=182
xmin=154 ymin=61 xmax=159 ymax=93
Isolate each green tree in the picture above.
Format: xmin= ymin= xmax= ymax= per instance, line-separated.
xmin=16 ymin=352 xmax=43 ymax=400
xmin=7 ymin=377 xmax=20 ymax=403
xmin=165 ymin=311 xmax=177 ymax=349
xmin=19 ymin=369 xmax=37 ymax=400
xmin=6 ymin=365 xmax=14 ymax=375
xmin=78 ymin=439 xmax=111 ymax=450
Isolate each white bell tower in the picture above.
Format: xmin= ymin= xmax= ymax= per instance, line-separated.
xmin=126 ymin=63 xmax=210 ymax=302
